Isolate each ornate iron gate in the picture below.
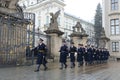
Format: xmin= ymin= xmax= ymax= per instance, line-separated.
xmin=0 ymin=12 xmax=35 ymax=66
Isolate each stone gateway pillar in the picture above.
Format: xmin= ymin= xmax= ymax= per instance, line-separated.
xmin=80 ymin=34 xmax=88 ymax=46
xmin=69 ymin=34 xmax=82 ymax=47
xmin=69 ymin=22 xmax=88 ymax=47
xmin=99 ymin=28 xmax=110 ymax=48
xmin=45 ymin=32 xmax=64 ymax=57
xmin=44 ymin=10 xmax=64 ymax=57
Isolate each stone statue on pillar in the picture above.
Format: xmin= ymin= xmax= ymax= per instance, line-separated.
xmin=69 ymin=21 xmax=88 ymax=47
xmin=45 ymin=10 xmax=63 ymax=36
xmin=50 ymin=10 xmax=60 ymax=25
xmin=73 ymin=22 xmax=82 ymax=32
xmin=48 ymin=10 xmax=60 ymax=30
xmin=0 ymin=0 xmax=24 ymax=18
xmin=70 ymin=22 xmax=87 ymax=37
xmin=44 ymin=10 xmax=64 ymax=57
xmin=0 ymin=0 xmax=18 ymax=9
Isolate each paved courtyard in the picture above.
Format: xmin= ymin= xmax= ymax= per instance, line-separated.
xmin=0 ymin=61 xmax=120 ymax=80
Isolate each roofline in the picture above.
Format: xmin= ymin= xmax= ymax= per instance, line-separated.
xmin=64 ymin=12 xmax=94 ymax=26
xmin=24 ymin=0 xmax=65 ymax=11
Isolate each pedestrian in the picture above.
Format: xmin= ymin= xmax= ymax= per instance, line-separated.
xmin=99 ymin=48 xmax=103 ymax=64
xmin=77 ymin=44 xmax=84 ymax=67
xmin=59 ymin=41 xmax=68 ymax=69
xmin=83 ymin=46 xmax=88 ymax=65
xmin=106 ymin=49 xmax=110 ymax=62
xmin=87 ymin=45 xmax=93 ymax=65
xmin=33 ymin=38 xmax=48 ymax=72
xmin=69 ymin=42 xmax=77 ymax=68
xmin=95 ymin=48 xmax=100 ymax=64
xmin=91 ymin=45 xmax=95 ymax=64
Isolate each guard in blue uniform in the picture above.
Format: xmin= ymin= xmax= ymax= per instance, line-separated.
xmin=59 ymin=41 xmax=68 ymax=69
xmin=102 ymin=48 xmax=106 ymax=63
xmin=91 ymin=46 xmax=95 ymax=64
xmin=106 ymin=49 xmax=110 ymax=62
xmin=69 ymin=42 xmax=77 ymax=68
xmin=83 ymin=46 xmax=88 ymax=65
xmin=77 ymin=44 xmax=84 ymax=67
xmin=87 ymin=45 xmax=93 ymax=65
xmin=99 ymin=48 xmax=103 ymax=63
xmin=34 ymin=38 xmax=48 ymax=72
xmin=95 ymin=48 xmax=100 ymax=64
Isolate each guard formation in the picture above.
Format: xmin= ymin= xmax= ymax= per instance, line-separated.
xmin=32 ymin=38 xmax=110 ymax=71
xmin=59 ymin=41 xmax=110 ymax=69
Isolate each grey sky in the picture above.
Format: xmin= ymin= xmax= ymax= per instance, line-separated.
xmin=64 ymin=0 xmax=102 ymax=23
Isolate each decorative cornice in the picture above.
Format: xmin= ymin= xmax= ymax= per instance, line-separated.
xmin=108 ymin=12 xmax=120 ymax=16
xmin=0 ymin=7 xmax=16 ymax=14
xmin=100 ymin=36 xmax=110 ymax=41
xmin=69 ymin=32 xmax=88 ymax=37
xmin=44 ymin=29 xmax=64 ymax=36
xmin=69 ymin=32 xmax=82 ymax=37
xmin=82 ymin=33 xmax=89 ymax=37
xmin=25 ymin=0 xmax=65 ymax=11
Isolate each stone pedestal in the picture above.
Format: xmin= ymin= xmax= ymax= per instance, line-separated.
xmin=49 ymin=34 xmax=61 ymax=56
xmin=70 ymin=34 xmax=88 ymax=47
xmin=69 ymin=22 xmax=88 ymax=47
xmin=99 ymin=38 xmax=110 ymax=48
xmin=70 ymin=33 xmax=82 ymax=47
xmin=71 ymin=36 xmax=81 ymax=47
xmin=44 ymin=10 xmax=63 ymax=57
xmin=99 ymin=28 xmax=110 ymax=48
xmin=80 ymin=36 xmax=88 ymax=46
xmin=44 ymin=30 xmax=64 ymax=57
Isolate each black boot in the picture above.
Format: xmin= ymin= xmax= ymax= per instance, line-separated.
xmin=44 ymin=67 xmax=48 ymax=71
xmin=73 ymin=62 xmax=75 ymax=67
xmin=43 ymin=64 xmax=48 ymax=71
xmin=34 ymin=69 xmax=39 ymax=72
xmin=34 ymin=65 xmax=40 ymax=72
xmin=65 ymin=64 xmax=67 ymax=68
xmin=60 ymin=63 xmax=63 ymax=70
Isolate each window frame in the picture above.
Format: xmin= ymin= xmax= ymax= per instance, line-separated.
xmin=112 ymin=42 xmax=119 ymax=52
xmin=46 ymin=16 xmax=49 ymax=25
xmin=110 ymin=18 xmax=120 ymax=35
xmin=111 ymin=0 xmax=119 ymax=10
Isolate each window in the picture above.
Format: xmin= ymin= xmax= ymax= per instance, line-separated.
xmin=57 ymin=17 xmax=60 ymax=26
xmin=46 ymin=16 xmax=49 ymax=25
xmin=39 ymin=11 xmax=41 ymax=15
xmin=65 ymin=32 xmax=67 ymax=38
xmin=38 ymin=19 xmax=41 ymax=27
xmin=66 ymin=24 xmax=68 ymax=29
xmin=110 ymin=19 xmax=119 ymax=35
xmin=37 ymin=0 xmax=42 ymax=3
xmin=31 ymin=2 xmax=33 ymax=4
xmin=112 ymin=42 xmax=119 ymax=52
xmin=111 ymin=0 xmax=118 ymax=10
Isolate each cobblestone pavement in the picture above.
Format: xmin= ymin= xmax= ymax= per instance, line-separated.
xmin=0 ymin=61 xmax=120 ymax=80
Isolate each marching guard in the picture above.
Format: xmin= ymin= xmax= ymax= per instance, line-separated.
xmin=33 ymin=38 xmax=48 ymax=72
xmin=77 ymin=44 xmax=84 ymax=67
xmin=69 ymin=42 xmax=77 ymax=68
xmin=59 ymin=41 xmax=68 ymax=69
xmin=83 ymin=46 xmax=88 ymax=65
